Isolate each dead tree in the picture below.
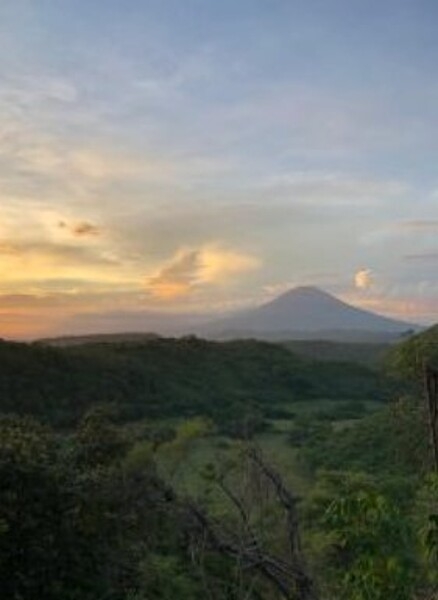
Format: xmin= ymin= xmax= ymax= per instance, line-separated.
xmin=186 ymin=446 xmax=318 ymax=600
xmin=246 ymin=447 xmax=315 ymax=600
xmin=424 ymin=364 xmax=438 ymax=471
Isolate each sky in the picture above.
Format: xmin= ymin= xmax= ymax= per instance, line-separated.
xmin=0 ymin=0 xmax=437 ymax=338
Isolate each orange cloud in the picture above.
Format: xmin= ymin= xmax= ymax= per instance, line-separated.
xmin=201 ymin=247 xmax=261 ymax=283
xmin=0 ymin=290 xmax=148 ymax=339
xmin=147 ymin=249 xmax=201 ymax=299
xmin=341 ymin=291 xmax=437 ymax=324
xmin=145 ymin=246 xmax=260 ymax=300
xmin=0 ymin=243 xmax=20 ymax=255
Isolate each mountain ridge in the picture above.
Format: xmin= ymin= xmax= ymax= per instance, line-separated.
xmin=38 ymin=286 xmax=421 ymax=345
xmin=200 ymin=286 xmax=419 ymax=342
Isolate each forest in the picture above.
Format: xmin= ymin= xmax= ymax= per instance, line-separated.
xmin=1 ymin=326 xmax=438 ymax=599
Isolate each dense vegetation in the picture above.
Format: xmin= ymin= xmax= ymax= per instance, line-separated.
xmin=386 ymin=324 xmax=438 ymax=377
xmin=1 ymin=326 xmax=437 ymax=599
xmin=282 ymin=340 xmax=390 ymax=367
xmin=0 ymin=337 xmax=392 ymax=429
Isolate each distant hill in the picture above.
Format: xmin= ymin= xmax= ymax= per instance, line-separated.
xmin=0 ymin=337 xmax=392 ymax=428
xmin=39 ymin=332 xmax=161 ymax=347
xmin=201 ymin=286 xmax=419 ymax=342
xmin=40 ymin=332 xmax=391 ymax=368
xmin=37 ymin=287 xmax=421 ymax=345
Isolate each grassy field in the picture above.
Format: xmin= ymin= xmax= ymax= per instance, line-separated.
xmin=156 ymin=397 xmax=384 ymax=507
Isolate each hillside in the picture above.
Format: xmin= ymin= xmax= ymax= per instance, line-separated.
xmin=282 ymin=339 xmax=390 ymax=366
xmin=0 ymin=337 xmax=392 ymax=428
xmin=39 ymin=332 xmax=161 ymax=347
xmin=386 ymin=323 xmax=438 ymax=378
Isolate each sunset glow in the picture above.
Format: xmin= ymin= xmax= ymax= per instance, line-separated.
xmin=0 ymin=1 xmax=437 ymax=338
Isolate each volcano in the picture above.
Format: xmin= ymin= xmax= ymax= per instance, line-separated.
xmin=202 ymin=286 xmax=418 ymax=341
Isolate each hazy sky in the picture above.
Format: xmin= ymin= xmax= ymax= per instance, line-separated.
xmin=0 ymin=0 xmax=437 ymax=338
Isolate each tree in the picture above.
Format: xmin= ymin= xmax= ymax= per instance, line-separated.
xmin=307 ymin=473 xmax=417 ymax=600
xmin=189 ymin=445 xmax=318 ymax=599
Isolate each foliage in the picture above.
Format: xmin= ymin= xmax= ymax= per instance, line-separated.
xmin=414 ymin=473 xmax=438 ymax=586
xmin=2 ymin=408 xmax=279 ymax=599
xmin=324 ymin=489 xmax=415 ymax=599
xmin=136 ymin=554 xmax=203 ymax=599
xmin=74 ymin=404 xmax=129 ymax=467
xmin=282 ymin=340 xmax=390 ymax=367
xmin=2 ymin=333 xmax=437 ymax=598
xmin=0 ymin=413 xmax=225 ymax=599
xmin=300 ymin=396 xmax=430 ymax=476
xmin=289 ymin=417 xmax=332 ymax=448
xmin=157 ymin=416 xmax=213 ymax=480
xmin=0 ymin=337 xmax=391 ymax=429
xmin=386 ymin=324 xmax=438 ymax=380
xmin=304 ymin=472 xmax=417 ymax=600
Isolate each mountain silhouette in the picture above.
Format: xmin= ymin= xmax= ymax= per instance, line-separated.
xmin=202 ymin=286 xmax=418 ymax=341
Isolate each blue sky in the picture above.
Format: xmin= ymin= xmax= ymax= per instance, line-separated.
xmin=0 ymin=0 xmax=437 ymax=337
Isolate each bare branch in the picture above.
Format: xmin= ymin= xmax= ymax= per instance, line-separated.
xmin=184 ymin=447 xmax=319 ymax=600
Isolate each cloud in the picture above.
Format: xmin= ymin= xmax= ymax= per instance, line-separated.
xmin=145 ymin=246 xmax=260 ymax=300
xmin=260 ymin=173 xmax=408 ymax=206
xmin=354 ymin=268 xmax=373 ymax=290
xmin=72 ymin=221 xmax=101 ymax=236
xmin=0 ymin=242 xmax=19 ymax=255
xmin=404 ymin=252 xmax=438 ymax=261
xmin=0 ymin=240 xmax=131 ymax=298
xmin=58 ymin=220 xmax=101 ymax=237
xmin=0 ymin=73 xmax=78 ymax=107
xmin=0 ymin=116 xmax=234 ymax=204
xmin=341 ymin=291 xmax=437 ymax=325
xmin=396 ymin=220 xmax=438 ymax=232
xmin=0 ymin=289 xmax=145 ymax=339
xmin=200 ymin=247 xmax=261 ymax=283
xmin=146 ymin=249 xmax=201 ymax=300
xmin=0 ymin=240 xmax=116 ymax=266
xmin=343 ymin=273 xmax=438 ymax=326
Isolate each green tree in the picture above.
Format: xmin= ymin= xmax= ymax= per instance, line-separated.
xmin=309 ymin=474 xmax=417 ymax=600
